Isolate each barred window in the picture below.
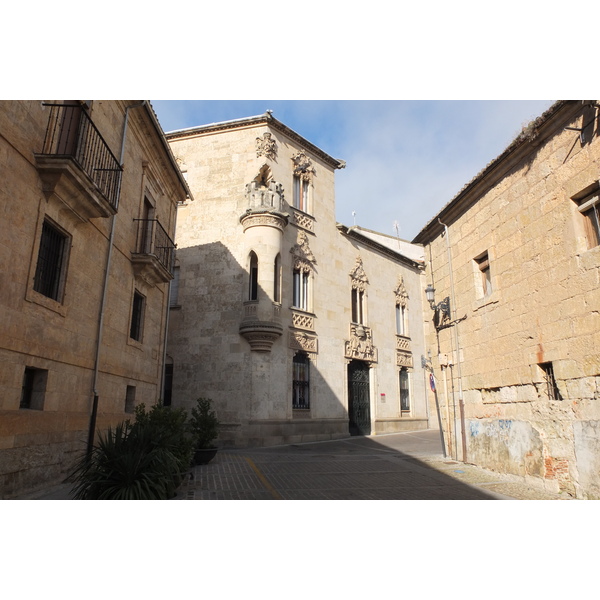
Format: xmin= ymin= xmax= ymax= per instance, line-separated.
xmin=130 ymin=290 xmax=145 ymax=341
xmin=292 ymin=351 xmax=310 ymax=409
xmin=399 ymin=368 xmax=410 ymax=412
xmin=34 ymin=219 xmax=69 ymax=302
xmin=540 ymin=362 xmax=562 ymax=401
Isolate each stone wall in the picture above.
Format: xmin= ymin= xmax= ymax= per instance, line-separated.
xmin=419 ymin=101 xmax=600 ymax=498
xmin=0 ymin=101 xmax=187 ymax=498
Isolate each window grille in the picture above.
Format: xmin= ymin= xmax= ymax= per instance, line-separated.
xmin=399 ymin=368 xmax=410 ymax=411
xmin=130 ymin=291 xmax=145 ymax=341
xmin=540 ymin=362 xmax=562 ymax=401
xmin=292 ymin=352 xmax=310 ymax=409
xmin=34 ymin=220 xmax=68 ymax=301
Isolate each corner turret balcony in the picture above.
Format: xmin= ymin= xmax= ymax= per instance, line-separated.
xmin=131 ymin=218 xmax=175 ymax=285
xmin=34 ymin=103 xmax=123 ymax=222
xmin=239 ymin=301 xmax=283 ymax=352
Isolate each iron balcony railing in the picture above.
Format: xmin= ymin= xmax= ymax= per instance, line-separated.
xmin=39 ymin=103 xmax=123 ymax=210
xmin=133 ymin=218 xmax=176 ymax=274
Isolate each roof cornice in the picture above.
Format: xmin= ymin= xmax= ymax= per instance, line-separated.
xmin=165 ymin=112 xmax=346 ymax=171
xmin=338 ymin=224 xmax=424 ymax=270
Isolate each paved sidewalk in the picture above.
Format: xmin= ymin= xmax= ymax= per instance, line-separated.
xmin=13 ymin=430 xmax=573 ymax=500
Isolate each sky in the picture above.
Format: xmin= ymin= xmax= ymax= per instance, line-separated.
xmin=151 ymin=100 xmax=554 ymax=241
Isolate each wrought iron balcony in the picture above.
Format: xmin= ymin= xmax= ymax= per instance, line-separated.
xmin=35 ymin=103 xmax=122 ymax=220
xmin=131 ymin=218 xmax=176 ymax=284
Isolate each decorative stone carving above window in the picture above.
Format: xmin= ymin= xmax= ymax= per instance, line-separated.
xmin=290 ymin=231 xmax=316 ymax=272
xmin=394 ymin=275 xmax=409 ymax=307
xmin=289 ymin=331 xmax=318 ymax=354
xmin=396 ymin=350 xmax=413 ymax=368
xmin=344 ymin=324 xmax=377 ymax=363
xmin=292 ymin=151 xmax=316 ymax=181
xmin=349 ymin=256 xmax=368 ymax=291
xmin=256 ymin=132 xmax=277 ymax=160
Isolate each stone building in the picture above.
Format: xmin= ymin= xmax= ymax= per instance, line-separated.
xmin=0 ymin=101 xmax=191 ymax=498
xmin=413 ymin=100 xmax=600 ymax=499
xmin=165 ymin=113 xmax=431 ymax=446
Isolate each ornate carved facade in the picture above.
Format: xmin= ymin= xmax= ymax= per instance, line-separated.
xmin=256 ymin=132 xmax=277 ymax=160
xmin=345 ymin=324 xmax=378 ymax=362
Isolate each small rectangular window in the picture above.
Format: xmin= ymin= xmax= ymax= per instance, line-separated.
xmin=475 ymin=252 xmax=492 ymax=297
xmin=20 ymin=367 xmax=48 ymax=410
xmin=539 ymin=362 xmax=562 ymax=401
xmin=130 ymin=290 xmax=145 ymax=341
xmin=34 ymin=219 xmax=69 ymax=302
xmin=575 ymin=192 xmax=600 ymax=249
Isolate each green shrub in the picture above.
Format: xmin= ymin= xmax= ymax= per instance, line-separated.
xmin=69 ymin=403 xmax=193 ymax=500
xmin=189 ymin=398 xmax=220 ymax=449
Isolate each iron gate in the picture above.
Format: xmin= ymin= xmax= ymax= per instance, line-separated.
xmin=348 ymin=360 xmax=371 ymax=435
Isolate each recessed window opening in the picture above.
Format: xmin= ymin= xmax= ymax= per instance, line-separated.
xmin=293 ymin=268 xmax=309 ymax=311
xmin=34 ymin=219 xmax=69 ymax=302
xmin=130 ymin=290 xmax=145 ymax=341
xmin=540 ymin=362 xmax=562 ymax=401
xmin=396 ymin=303 xmax=407 ymax=336
xmin=293 ymin=175 xmax=309 ymax=212
xmin=249 ymin=252 xmax=258 ymax=301
xmin=399 ymin=368 xmax=410 ymax=412
xmin=575 ymin=191 xmax=600 ymax=249
xmin=292 ymin=351 xmax=310 ymax=409
xmin=475 ymin=252 xmax=492 ymax=297
xmin=274 ymin=254 xmax=281 ymax=303
xmin=20 ymin=367 xmax=48 ymax=410
xmin=352 ymin=288 xmax=365 ymax=324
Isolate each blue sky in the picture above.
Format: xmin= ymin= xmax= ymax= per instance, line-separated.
xmin=151 ymin=100 xmax=554 ymax=241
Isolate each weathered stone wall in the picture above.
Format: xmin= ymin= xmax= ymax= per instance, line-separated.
xmin=421 ymin=102 xmax=600 ymax=498
xmin=0 ymin=101 xmax=186 ymax=497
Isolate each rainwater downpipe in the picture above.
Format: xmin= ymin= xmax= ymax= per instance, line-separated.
xmin=87 ymin=101 xmax=147 ymax=458
xmin=438 ymin=218 xmax=468 ymax=463
xmin=159 ymin=201 xmax=180 ymax=402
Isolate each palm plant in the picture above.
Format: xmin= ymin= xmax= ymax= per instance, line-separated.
xmin=69 ymin=403 xmax=193 ymax=500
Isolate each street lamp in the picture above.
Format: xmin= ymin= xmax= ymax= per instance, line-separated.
xmin=425 ymin=284 xmax=451 ymax=327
